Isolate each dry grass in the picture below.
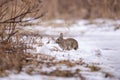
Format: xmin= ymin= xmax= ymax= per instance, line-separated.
xmin=41 ymin=69 xmax=83 ymax=78
xmin=0 ymin=25 xmax=32 ymax=77
xmin=87 ymin=65 xmax=101 ymax=72
xmin=21 ymin=54 xmax=85 ymax=79
xmin=0 ymin=53 xmax=27 ymax=76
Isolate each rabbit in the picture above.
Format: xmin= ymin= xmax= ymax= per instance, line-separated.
xmin=56 ymin=33 xmax=78 ymax=50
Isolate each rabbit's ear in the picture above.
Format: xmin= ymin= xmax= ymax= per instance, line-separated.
xmin=60 ymin=33 xmax=63 ymax=38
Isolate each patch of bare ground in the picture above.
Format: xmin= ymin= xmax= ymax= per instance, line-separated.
xmin=21 ymin=53 xmax=85 ymax=79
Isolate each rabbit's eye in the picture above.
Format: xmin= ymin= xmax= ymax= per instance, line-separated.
xmin=56 ymin=38 xmax=60 ymax=43
xmin=57 ymin=39 xmax=60 ymax=41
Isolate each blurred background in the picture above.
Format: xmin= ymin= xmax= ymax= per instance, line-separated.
xmin=42 ymin=0 xmax=120 ymax=20
xmin=1 ymin=0 xmax=120 ymax=20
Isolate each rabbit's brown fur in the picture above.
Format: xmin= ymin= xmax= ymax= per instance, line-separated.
xmin=56 ymin=33 xmax=78 ymax=50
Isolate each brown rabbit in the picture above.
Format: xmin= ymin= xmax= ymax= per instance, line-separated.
xmin=56 ymin=33 xmax=78 ymax=50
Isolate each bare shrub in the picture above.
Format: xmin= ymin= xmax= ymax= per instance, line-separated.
xmin=0 ymin=0 xmax=44 ymax=76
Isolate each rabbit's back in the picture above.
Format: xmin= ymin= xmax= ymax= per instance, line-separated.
xmin=64 ymin=38 xmax=78 ymax=50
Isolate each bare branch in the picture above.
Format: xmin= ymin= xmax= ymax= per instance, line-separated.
xmin=0 ymin=12 xmax=45 ymax=24
xmin=0 ymin=0 xmax=44 ymax=42
xmin=0 ymin=0 xmax=13 ymax=7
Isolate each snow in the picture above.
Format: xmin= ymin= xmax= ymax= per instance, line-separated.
xmin=1 ymin=19 xmax=120 ymax=80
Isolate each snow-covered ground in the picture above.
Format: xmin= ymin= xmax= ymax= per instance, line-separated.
xmin=1 ymin=19 xmax=120 ymax=80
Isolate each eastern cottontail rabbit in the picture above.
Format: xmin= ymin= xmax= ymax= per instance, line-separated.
xmin=56 ymin=33 xmax=78 ymax=50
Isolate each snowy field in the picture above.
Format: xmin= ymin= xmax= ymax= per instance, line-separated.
xmin=1 ymin=19 xmax=120 ymax=80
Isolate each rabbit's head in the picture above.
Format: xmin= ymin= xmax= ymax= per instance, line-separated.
xmin=56 ymin=33 xmax=63 ymax=44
